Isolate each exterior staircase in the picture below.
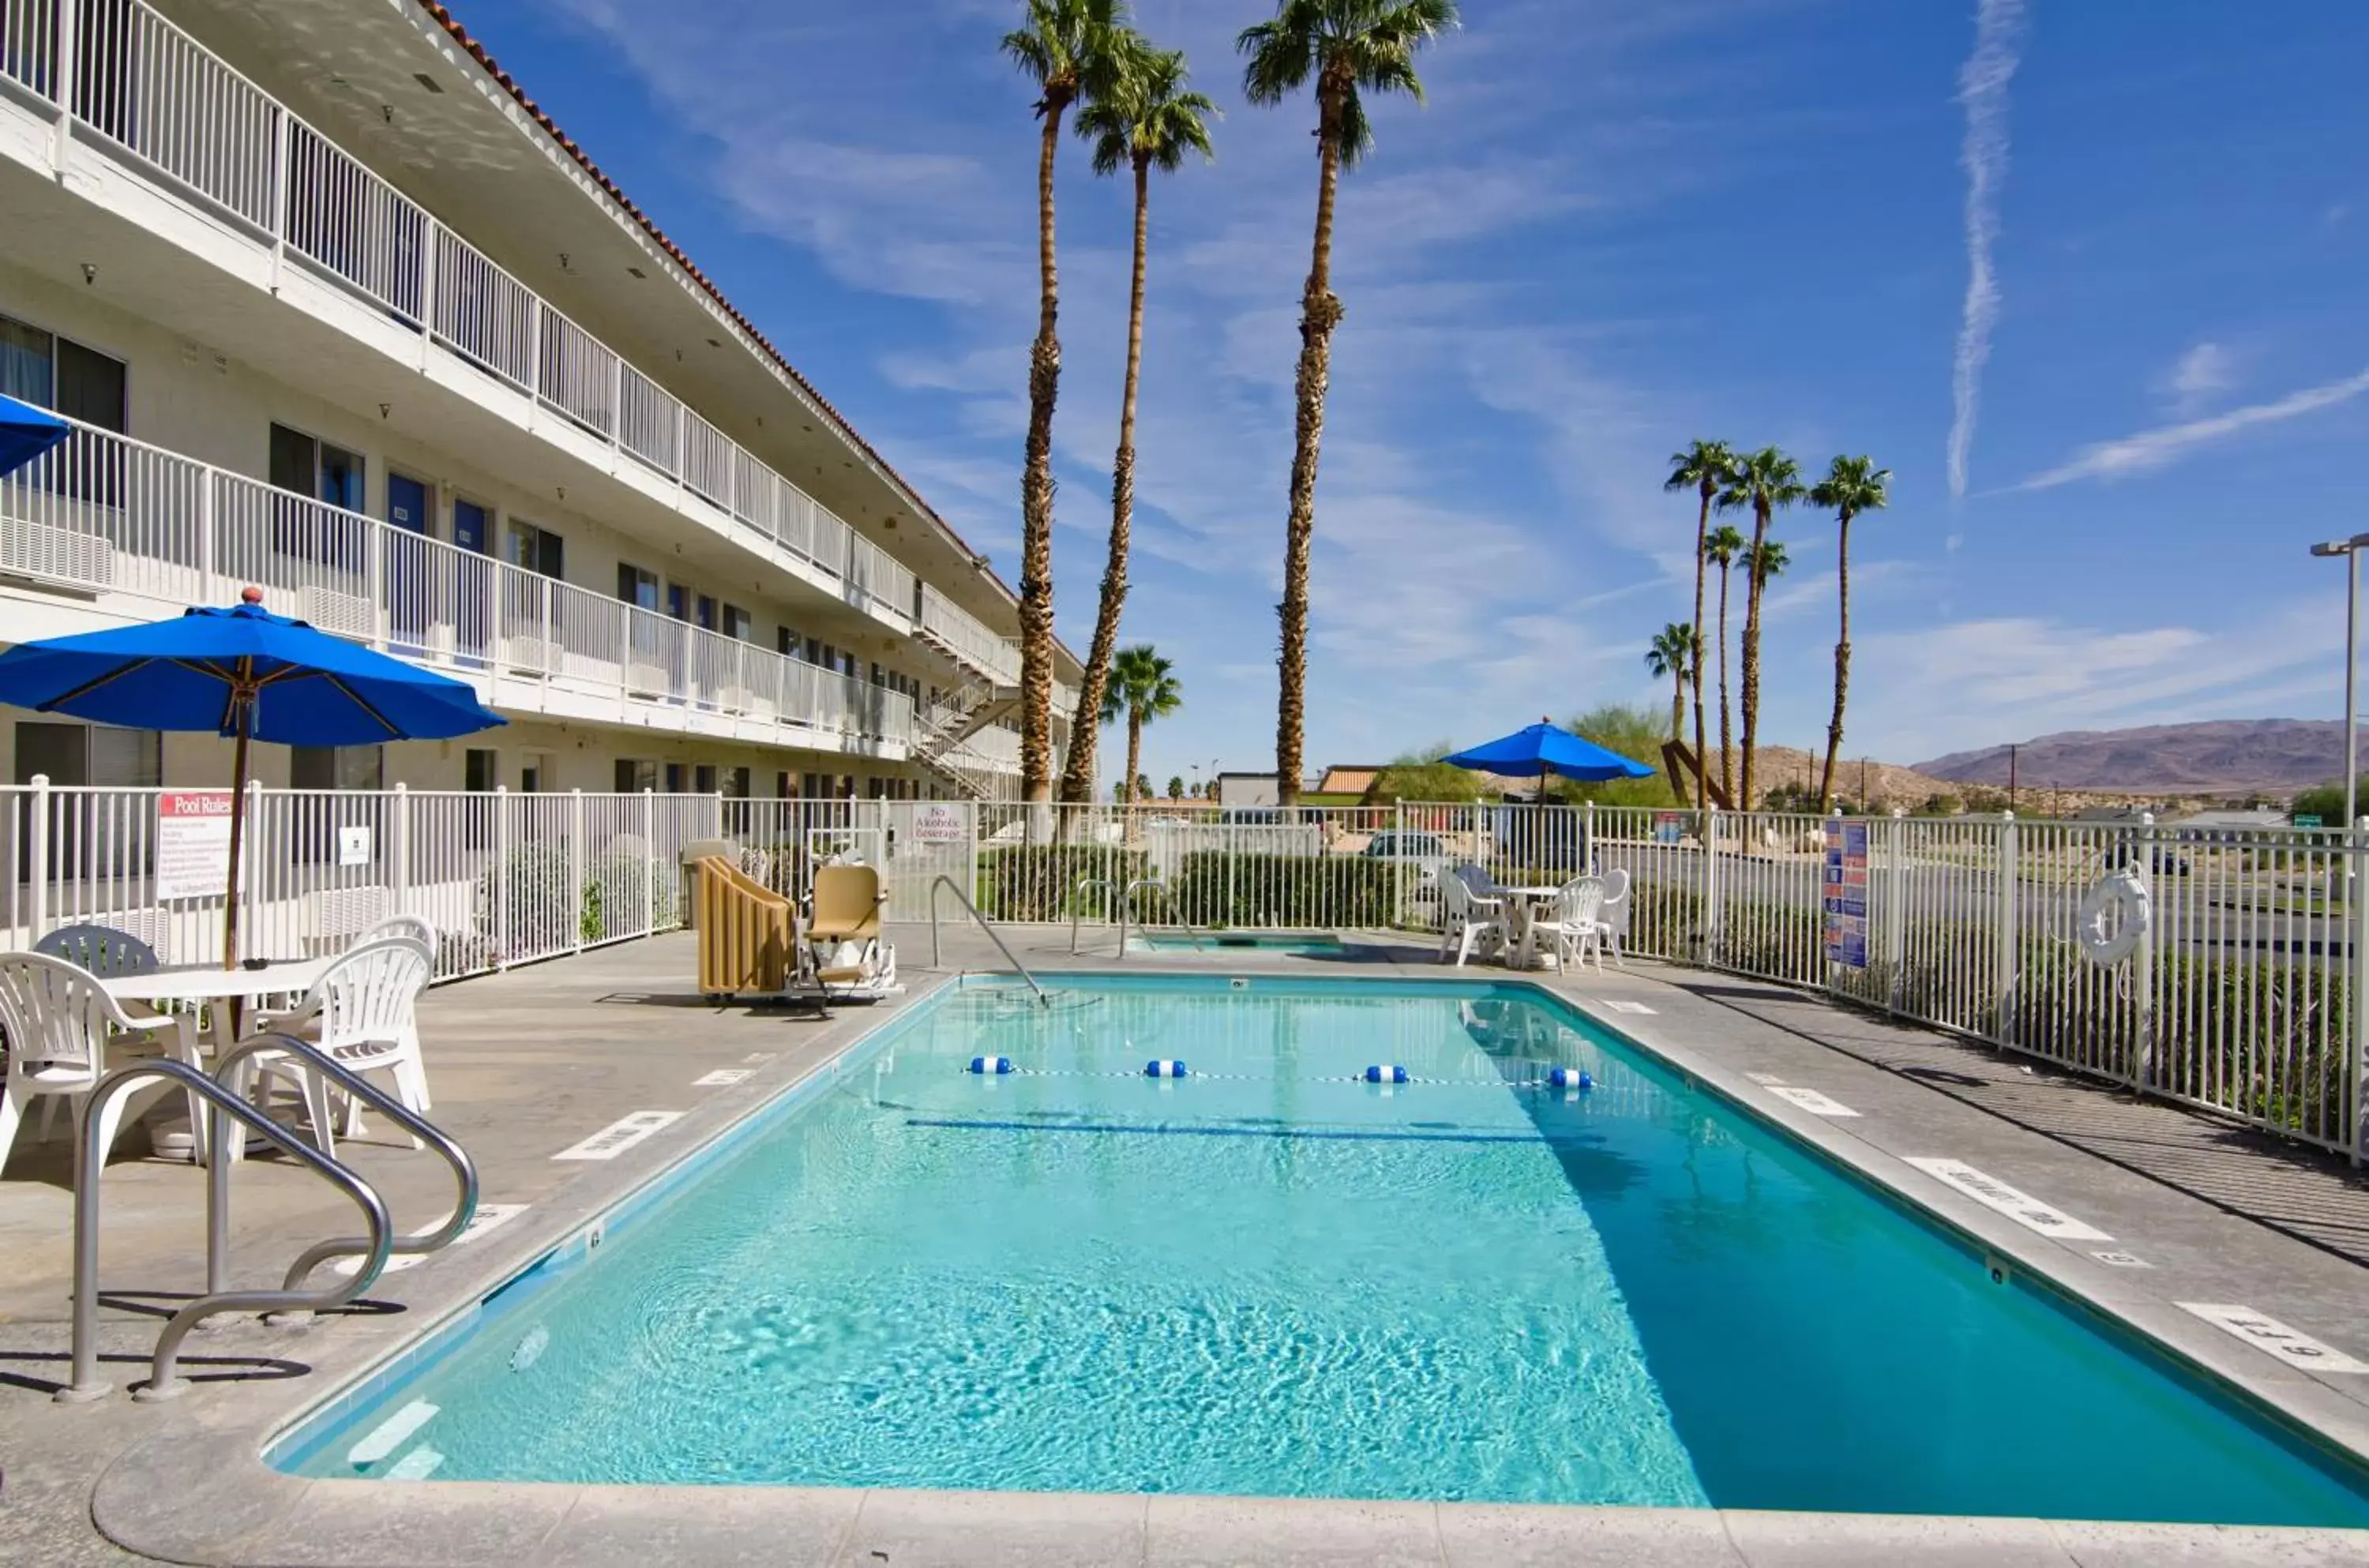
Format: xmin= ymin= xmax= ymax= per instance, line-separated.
xmin=914 ymin=677 xmax=1018 ymax=800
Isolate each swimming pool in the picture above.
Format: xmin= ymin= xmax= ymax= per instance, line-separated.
xmin=275 ymin=977 xmax=2369 ymax=1524
xmin=1126 ymin=930 xmax=1345 ymax=956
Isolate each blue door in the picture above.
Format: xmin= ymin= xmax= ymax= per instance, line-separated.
xmin=452 ymin=499 xmax=490 ymax=667
xmin=387 ymin=473 xmax=431 ymax=652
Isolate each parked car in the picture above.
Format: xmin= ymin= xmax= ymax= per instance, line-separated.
xmin=1364 ymin=829 xmax=1450 ymax=882
xmin=2105 ymin=842 xmax=2191 ymax=876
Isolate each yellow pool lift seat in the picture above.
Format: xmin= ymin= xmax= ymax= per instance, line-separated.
xmin=805 ymin=862 xmax=899 ymax=999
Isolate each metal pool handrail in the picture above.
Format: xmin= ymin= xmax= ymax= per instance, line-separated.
xmin=208 ymin=1032 xmax=480 ymax=1293
xmin=1070 ymin=874 xmax=1117 ymax=954
xmin=60 ymin=1060 xmax=392 ymax=1405
xmin=929 ymin=874 xmax=1048 ymax=1003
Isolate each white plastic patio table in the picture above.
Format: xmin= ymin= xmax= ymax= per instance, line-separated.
xmin=98 ymin=958 xmax=333 ymax=1162
xmin=1496 ymin=885 xmax=1565 ymax=970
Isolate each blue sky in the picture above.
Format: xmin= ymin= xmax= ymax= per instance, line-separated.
xmin=453 ymin=0 xmax=2369 ymax=787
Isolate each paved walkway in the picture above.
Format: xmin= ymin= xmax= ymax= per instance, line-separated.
xmin=0 ymin=925 xmax=2363 ymax=1565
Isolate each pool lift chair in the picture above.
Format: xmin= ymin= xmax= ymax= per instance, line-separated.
xmin=805 ymin=863 xmax=898 ymax=1001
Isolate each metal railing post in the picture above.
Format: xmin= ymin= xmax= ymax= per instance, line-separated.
xmin=28 ymin=772 xmax=50 ymax=940
xmin=2134 ymin=811 xmax=2157 ymax=1093
xmin=268 ymin=106 xmax=290 ymax=293
xmin=2352 ymin=816 xmax=2368 ymax=1168
xmin=197 ymin=469 xmax=216 ymax=603
xmin=1887 ymin=808 xmax=1909 ymax=1012
xmin=391 ymin=781 xmax=411 ymax=915
xmin=417 ymin=218 xmax=439 ymax=370
xmin=1995 ymin=812 xmax=2018 ymax=1047
xmin=569 ymin=787 xmax=586 ymax=953
xmin=50 ymin=0 xmax=77 ymax=168
xmin=1701 ymin=806 xmax=1720 ymax=967
xmin=494 ymin=785 xmax=511 ymax=969
xmin=641 ymin=787 xmax=655 ymax=934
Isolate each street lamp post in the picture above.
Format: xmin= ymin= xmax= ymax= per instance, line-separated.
xmin=2310 ymin=532 xmax=2369 ymax=823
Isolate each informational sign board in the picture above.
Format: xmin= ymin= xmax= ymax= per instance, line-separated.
xmin=1821 ymin=818 xmax=1869 ymax=969
xmin=1651 ymin=811 xmax=1687 ymax=845
xmin=156 ymin=790 xmax=235 ymax=901
xmin=2294 ymin=815 xmax=2323 ymax=829
xmin=337 ymin=824 xmax=373 ymax=867
xmin=910 ymin=803 xmax=966 ymax=846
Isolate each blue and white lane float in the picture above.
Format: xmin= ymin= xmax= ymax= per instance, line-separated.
xmin=1549 ymin=1066 xmax=1594 ymax=1091
xmin=967 ymin=1056 xmax=1014 ymax=1075
xmin=1143 ymin=1060 xmax=1189 ymax=1078
xmin=1363 ymin=1064 xmax=1410 ymax=1084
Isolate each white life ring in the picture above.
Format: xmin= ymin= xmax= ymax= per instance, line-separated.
xmin=2075 ymin=869 xmax=2150 ymax=965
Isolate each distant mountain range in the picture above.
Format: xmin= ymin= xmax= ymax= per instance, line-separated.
xmin=1913 ymin=720 xmax=2346 ymax=797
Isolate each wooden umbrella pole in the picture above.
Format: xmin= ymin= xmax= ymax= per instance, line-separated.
xmin=221 ymin=677 xmax=253 ymax=970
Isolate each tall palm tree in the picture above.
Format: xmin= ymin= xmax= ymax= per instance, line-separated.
xmin=1645 ymin=622 xmax=1695 ymax=744
xmin=1807 ymin=454 xmax=1892 ymax=810
xmin=1664 ymin=441 xmax=1736 ymax=811
xmin=1003 ymin=0 xmax=1129 ymax=806
xmin=1102 ymin=643 xmax=1182 ymax=810
xmin=1717 ymin=447 xmax=1805 ymax=809
xmin=1703 ymin=523 xmax=1744 ymax=807
xmin=1057 ymin=40 xmax=1217 ymax=806
xmin=1747 ymin=538 xmax=1789 ymax=590
xmin=1239 ymin=0 xmax=1459 ymax=807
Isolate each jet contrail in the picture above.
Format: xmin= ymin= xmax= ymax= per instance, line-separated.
xmin=1947 ymin=0 xmax=2029 ymax=500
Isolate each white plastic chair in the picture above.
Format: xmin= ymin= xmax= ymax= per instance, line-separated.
xmin=0 ymin=951 xmax=202 ymax=1174
xmin=1440 ymin=865 xmax=1508 ymax=967
xmin=1529 ymin=875 xmax=1607 ymax=972
xmin=357 ymin=914 xmax=437 ymax=966
xmin=242 ymin=936 xmax=434 ymax=1160
xmin=1594 ymin=866 xmax=1631 ymax=968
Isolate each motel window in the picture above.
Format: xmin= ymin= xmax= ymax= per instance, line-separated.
xmin=14 ymin=720 xmax=160 ymax=788
xmin=722 ymin=605 xmax=752 ymax=641
xmin=693 ymin=764 xmax=718 ymax=795
xmin=268 ymin=423 xmax=369 ymax=571
xmin=776 ymin=626 xmax=800 ymax=659
xmin=664 ymin=763 xmax=687 ymax=794
xmin=719 ymin=767 xmax=751 ymax=800
xmin=0 ymin=311 xmax=126 ymax=433
xmin=616 ymin=563 xmax=661 ymax=610
xmin=615 ymin=759 xmax=657 ymax=794
xmin=292 ymin=745 xmax=384 ymax=791
xmin=466 ymin=748 xmax=498 ymax=793
xmin=507 ymin=520 xmax=564 ymax=580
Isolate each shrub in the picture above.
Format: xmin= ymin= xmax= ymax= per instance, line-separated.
xmin=974 ymin=845 xmax=1151 ymax=922
xmin=1166 ymin=851 xmax=1400 ymax=928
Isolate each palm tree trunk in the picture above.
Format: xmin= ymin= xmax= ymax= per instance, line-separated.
xmin=1739 ymin=497 xmax=1770 ymax=811
xmin=1717 ymin=564 xmax=1733 ymax=807
xmin=1059 ymin=156 xmax=1154 ymax=807
xmin=1125 ymin=709 xmax=1144 ymax=812
xmin=1276 ymin=91 xmax=1348 ymax=810
xmin=1669 ymin=672 xmax=1684 ymax=745
xmin=1690 ymin=482 xmax=1710 ymax=812
xmin=1018 ymin=101 xmax=1068 ymax=807
xmin=1819 ymin=512 xmax=1853 ymax=811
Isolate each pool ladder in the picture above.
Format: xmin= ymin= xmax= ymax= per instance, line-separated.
xmin=58 ymin=1032 xmax=479 ymax=1405
xmin=1068 ymin=874 xmax=1169 ymax=958
xmin=927 ymin=874 xmax=1049 ymax=1003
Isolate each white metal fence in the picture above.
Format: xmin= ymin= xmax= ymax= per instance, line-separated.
xmin=0 ymin=0 xmax=954 ymax=659
xmin=0 ymin=782 xmax=720 ymax=981
xmin=3 ymin=785 xmax=2356 ymax=1161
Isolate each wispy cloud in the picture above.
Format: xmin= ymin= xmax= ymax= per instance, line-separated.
xmin=1945 ymin=0 xmax=2029 ymax=501
xmin=2014 ymin=367 xmax=2369 ymax=490
xmin=2157 ymin=340 xmax=2235 ymax=415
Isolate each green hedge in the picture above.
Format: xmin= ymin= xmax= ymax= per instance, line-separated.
xmin=1163 ymin=852 xmax=1401 ymax=928
xmin=974 ymin=844 xmax=1152 ymax=922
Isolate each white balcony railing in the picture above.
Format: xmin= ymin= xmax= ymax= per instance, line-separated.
xmin=0 ymin=415 xmax=921 ymax=752
xmin=0 ymin=0 xmax=938 ymax=643
xmin=918 ymin=584 xmax=1020 ymax=687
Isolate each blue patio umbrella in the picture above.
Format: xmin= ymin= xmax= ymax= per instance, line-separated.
xmin=0 ymin=392 xmax=70 ymax=477
xmin=1444 ymin=718 xmax=1655 ymax=798
xmin=0 ymin=588 xmax=504 ymax=966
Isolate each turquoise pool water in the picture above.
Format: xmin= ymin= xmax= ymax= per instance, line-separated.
xmin=280 ymin=978 xmax=2369 ymax=1522
xmin=1127 ymin=931 xmax=1345 ymax=955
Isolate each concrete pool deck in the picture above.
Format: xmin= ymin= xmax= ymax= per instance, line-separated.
xmin=0 ymin=925 xmax=2364 ymax=1565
